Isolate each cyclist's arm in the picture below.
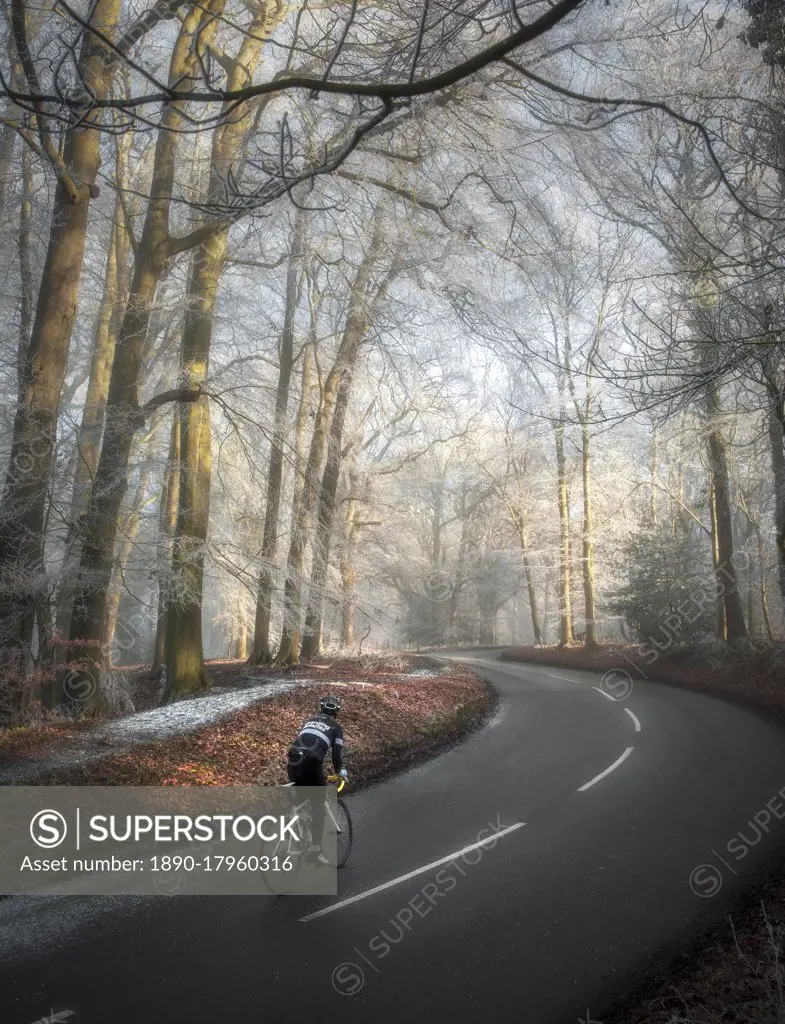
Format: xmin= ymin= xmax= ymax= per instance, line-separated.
xmin=332 ymin=727 xmax=344 ymax=772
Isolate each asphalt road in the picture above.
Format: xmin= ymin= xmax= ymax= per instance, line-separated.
xmin=4 ymin=650 xmax=785 ymax=1024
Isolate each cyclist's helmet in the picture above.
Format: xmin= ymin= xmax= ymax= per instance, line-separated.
xmin=319 ymin=694 xmax=341 ymax=716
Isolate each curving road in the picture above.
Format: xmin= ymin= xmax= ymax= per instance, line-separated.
xmin=4 ymin=650 xmax=785 ymax=1024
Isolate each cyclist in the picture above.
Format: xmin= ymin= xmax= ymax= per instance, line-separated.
xmin=287 ymin=695 xmax=348 ymax=865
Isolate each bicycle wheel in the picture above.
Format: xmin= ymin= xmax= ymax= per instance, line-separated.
xmin=335 ymin=798 xmax=353 ymax=868
xmin=259 ymin=823 xmax=305 ymax=896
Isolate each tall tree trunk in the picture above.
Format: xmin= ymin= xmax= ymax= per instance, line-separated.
xmin=163 ymin=231 xmax=228 ymax=701
xmin=163 ymin=391 xmax=212 ymax=700
xmin=162 ymin=0 xmax=289 ymax=697
xmin=70 ymin=147 xmax=131 ymax=520
xmin=104 ymin=444 xmax=157 ymax=661
xmin=292 ymin=343 xmax=317 ymax=532
xmin=300 ymin=357 xmax=357 ymax=659
xmin=152 ymin=414 xmax=180 ymax=674
xmin=706 ymin=391 xmax=747 ymax=643
xmin=17 ymin=144 xmax=34 ymax=385
xmin=650 ymin=429 xmax=658 ymax=524
xmin=478 ymin=601 xmax=495 ymax=646
xmin=232 ymin=621 xmax=248 ymax=660
xmin=447 ymin=484 xmax=470 ymax=635
xmin=555 ymin=403 xmax=573 ymax=646
xmin=18 ymin=143 xmax=40 ymax=663
xmin=340 ymin=493 xmax=359 ymax=647
xmin=66 ymin=3 xmax=225 ymax=708
xmin=0 ymin=0 xmax=163 ymax=675
xmin=0 ymin=114 xmax=16 ymax=224
xmin=580 ymin=420 xmax=598 ymax=650
xmin=708 ymin=478 xmax=726 ymax=639
xmin=756 ymin=525 xmax=775 ymax=641
xmin=55 ymin=171 xmax=130 ymax=660
xmin=275 ymin=344 xmax=355 ymax=665
xmin=767 ymin=390 xmax=785 ymax=611
xmin=276 ymin=221 xmax=386 ymax=664
xmin=249 ymin=212 xmax=307 ymax=664
xmin=542 ymin=574 xmax=551 ymax=644
xmin=512 ymin=508 xmax=542 ymax=644
xmin=67 ymin=247 xmax=168 ymax=701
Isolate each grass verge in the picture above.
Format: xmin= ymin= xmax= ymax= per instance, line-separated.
xmin=500 ymin=642 xmax=785 ymax=721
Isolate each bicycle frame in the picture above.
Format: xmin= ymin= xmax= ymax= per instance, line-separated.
xmin=277 ymin=781 xmax=346 ymax=854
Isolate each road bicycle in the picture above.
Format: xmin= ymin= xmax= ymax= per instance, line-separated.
xmin=260 ymin=774 xmax=353 ymax=896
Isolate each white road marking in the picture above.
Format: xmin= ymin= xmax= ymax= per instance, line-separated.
xmin=29 ymin=1011 xmax=75 ymax=1024
xmin=624 ymin=708 xmax=641 ymax=732
xmin=578 ymin=747 xmax=635 ymax=792
xmin=547 ymin=672 xmax=584 ymax=684
xmin=299 ymin=822 xmax=526 ymax=922
xmin=592 ymin=686 xmax=617 ymax=702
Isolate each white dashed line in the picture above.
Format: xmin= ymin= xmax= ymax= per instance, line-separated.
xmin=592 ymin=686 xmax=616 ymax=702
xmin=29 ymin=1011 xmax=75 ymax=1024
xmin=299 ymin=822 xmax=526 ymax=922
xmin=547 ymin=672 xmax=584 ymax=684
xmin=624 ymin=708 xmax=642 ymax=732
xmin=577 ymin=747 xmax=635 ymax=792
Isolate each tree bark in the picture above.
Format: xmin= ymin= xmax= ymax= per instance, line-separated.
xmin=555 ymin=401 xmax=573 ymax=646
xmin=512 ymin=507 xmax=542 ymax=644
xmin=152 ymin=414 xmax=180 ymax=674
xmin=54 ymin=168 xmax=130 ymax=660
xmin=708 ymin=477 xmax=725 ymax=639
xmin=232 ymin=622 xmax=248 ymax=660
xmin=162 ymin=0 xmax=289 ymax=697
xmin=706 ymin=390 xmax=748 ymax=644
xmin=276 ymin=220 xmax=386 ymax=664
xmin=104 ymin=443 xmax=157 ymax=661
xmin=249 ymin=211 xmax=307 ymax=664
xmin=580 ymin=419 xmax=598 ymax=650
xmin=17 ymin=144 xmax=33 ymax=388
xmin=0 ymin=0 xmax=163 ymax=676
xmin=340 ymin=490 xmax=359 ymax=647
xmin=767 ymin=389 xmax=785 ymax=610
xmin=757 ymin=525 xmax=775 ymax=641
xmin=163 ymin=390 xmax=213 ymax=701
xmin=163 ymin=231 xmax=227 ymax=701
xmin=72 ymin=155 xmax=131 ymax=514
xmin=300 ymin=356 xmax=357 ymax=659
xmin=0 ymin=113 xmax=16 ymax=225
xmin=275 ymin=340 xmax=356 ymax=665
xmin=66 ymin=3 xmax=225 ymax=707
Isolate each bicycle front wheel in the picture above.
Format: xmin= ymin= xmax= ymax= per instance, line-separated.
xmin=335 ymin=798 xmax=353 ymax=868
xmin=259 ymin=835 xmax=302 ymax=895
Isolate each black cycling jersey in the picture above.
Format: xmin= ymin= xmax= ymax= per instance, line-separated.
xmin=290 ymin=712 xmax=344 ymax=767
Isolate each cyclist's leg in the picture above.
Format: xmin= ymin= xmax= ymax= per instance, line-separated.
xmin=286 ymin=746 xmax=326 ymax=856
xmin=307 ymin=759 xmax=326 ymax=850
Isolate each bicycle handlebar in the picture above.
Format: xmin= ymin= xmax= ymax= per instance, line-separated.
xmin=326 ymin=774 xmax=347 ymax=793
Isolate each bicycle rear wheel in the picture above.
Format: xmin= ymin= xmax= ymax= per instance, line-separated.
xmin=260 ymin=835 xmax=302 ymax=895
xmin=335 ymin=798 xmax=353 ymax=868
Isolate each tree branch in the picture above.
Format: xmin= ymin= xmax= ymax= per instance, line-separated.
xmin=141 ymin=386 xmax=203 ymax=415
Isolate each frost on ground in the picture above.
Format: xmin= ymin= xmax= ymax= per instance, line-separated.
xmin=0 ymin=680 xmax=308 ymax=784
xmin=92 ymin=680 xmax=304 ymax=744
